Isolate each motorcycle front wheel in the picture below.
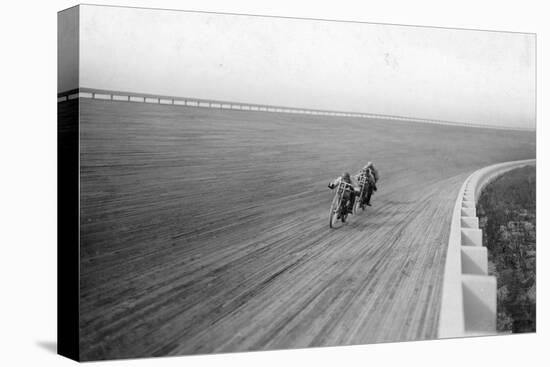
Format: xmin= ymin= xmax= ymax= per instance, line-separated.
xmin=329 ymin=193 xmax=341 ymax=228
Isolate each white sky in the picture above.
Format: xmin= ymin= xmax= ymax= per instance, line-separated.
xmin=77 ymin=5 xmax=535 ymax=128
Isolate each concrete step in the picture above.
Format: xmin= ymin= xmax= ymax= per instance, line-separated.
xmin=462 ymin=274 xmax=496 ymax=334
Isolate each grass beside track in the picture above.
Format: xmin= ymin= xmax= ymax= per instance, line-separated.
xmin=477 ymin=165 xmax=536 ymax=333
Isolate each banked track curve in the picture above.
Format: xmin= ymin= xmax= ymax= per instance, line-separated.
xmin=66 ymin=97 xmax=535 ymax=360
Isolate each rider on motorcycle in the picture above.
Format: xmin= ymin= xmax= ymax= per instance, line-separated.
xmin=328 ymin=172 xmax=359 ymax=216
xmin=354 ymin=161 xmax=379 ymax=206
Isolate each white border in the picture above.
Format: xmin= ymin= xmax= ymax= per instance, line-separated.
xmin=1 ymin=1 xmax=547 ymax=367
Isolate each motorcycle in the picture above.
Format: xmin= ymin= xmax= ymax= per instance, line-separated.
xmin=328 ymin=181 xmax=355 ymax=228
xmin=353 ymin=173 xmax=370 ymax=214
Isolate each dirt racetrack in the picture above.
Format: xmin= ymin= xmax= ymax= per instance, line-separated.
xmin=74 ymin=98 xmax=535 ymax=360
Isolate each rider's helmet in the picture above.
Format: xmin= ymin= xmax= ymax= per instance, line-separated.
xmin=362 ymin=162 xmax=373 ymax=173
xmin=342 ymin=172 xmax=351 ymax=182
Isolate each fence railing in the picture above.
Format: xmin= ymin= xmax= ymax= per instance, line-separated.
xmin=438 ymin=159 xmax=536 ymax=338
xmin=57 ymin=88 xmax=534 ymax=132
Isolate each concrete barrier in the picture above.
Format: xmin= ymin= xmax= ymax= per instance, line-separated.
xmin=129 ymin=96 xmax=144 ymax=103
xmin=113 ymin=95 xmax=129 ymax=101
xmin=461 ymin=228 xmax=482 ymax=247
xmin=56 ymin=88 xmax=535 ymax=132
xmin=438 ymin=159 xmax=535 ymax=339
xmin=461 ymin=208 xmax=475 ymax=217
xmin=461 ymin=217 xmax=478 ymax=228
xmin=94 ymin=93 xmax=111 ymax=100
xmin=461 ymin=247 xmax=488 ymax=275
xmin=462 ymin=275 xmax=497 ymax=334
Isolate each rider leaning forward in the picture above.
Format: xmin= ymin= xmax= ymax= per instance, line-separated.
xmin=328 ymin=162 xmax=379 ymax=213
xmin=355 ymin=161 xmax=379 ymax=206
xmin=328 ymin=172 xmax=357 ymax=214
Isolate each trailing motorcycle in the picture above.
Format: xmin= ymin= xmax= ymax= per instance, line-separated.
xmin=353 ymin=173 xmax=370 ymax=214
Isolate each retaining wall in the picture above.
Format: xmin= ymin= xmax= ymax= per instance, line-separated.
xmin=57 ymin=88 xmax=534 ymax=132
xmin=438 ymin=159 xmax=536 ymax=338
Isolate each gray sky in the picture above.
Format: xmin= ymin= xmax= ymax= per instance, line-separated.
xmin=76 ymin=5 xmax=535 ymax=128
